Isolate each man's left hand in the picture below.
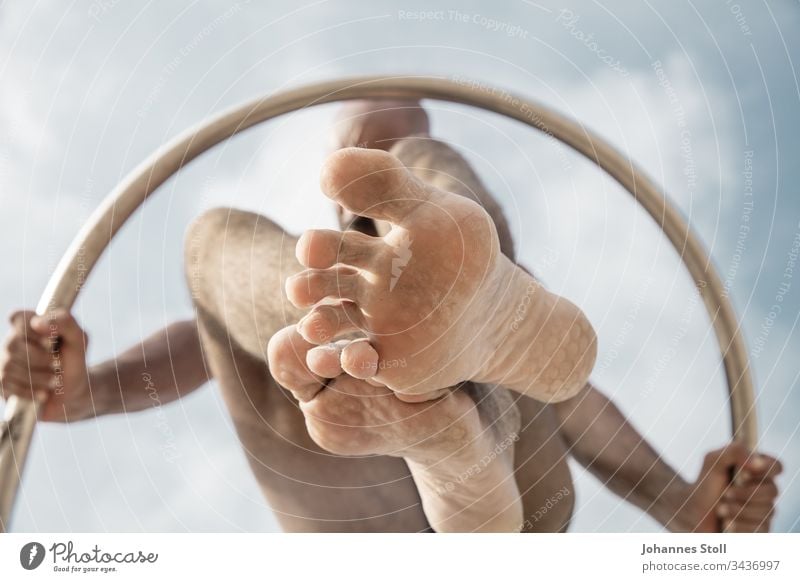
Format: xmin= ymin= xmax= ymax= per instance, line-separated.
xmin=677 ymin=442 xmax=781 ymax=532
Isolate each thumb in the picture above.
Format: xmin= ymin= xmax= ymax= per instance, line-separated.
xmin=701 ymin=441 xmax=750 ymax=477
xmin=9 ymin=309 xmax=37 ymax=333
xmin=31 ymin=309 xmax=88 ymax=350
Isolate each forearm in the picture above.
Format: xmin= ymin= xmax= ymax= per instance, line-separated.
xmin=405 ymin=429 xmax=523 ymax=532
xmin=554 ymin=383 xmax=690 ymax=529
xmin=90 ymin=320 xmax=210 ymax=416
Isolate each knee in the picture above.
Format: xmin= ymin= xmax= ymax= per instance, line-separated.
xmin=186 ymin=207 xmax=276 ymax=305
xmin=184 ymin=207 xmax=230 ymax=300
xmin=184 ymin=207 xmax=292 ymax=308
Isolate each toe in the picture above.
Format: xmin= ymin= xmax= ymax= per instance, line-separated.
xmin=285 ymin=267 xmax=361 ymax=308
xmin=306 ymin=342 xmax=346 ymax=378
xmin=296 ymin=229 xmax=383 ymax=270
xmin=340 ymin=339 xmax=380 ymax=380
xmin=266 ymin=326 xmax=326 ymax=402
xmin=394 ymin=389 xmax=449 ymax=403
xmin=297 ymin=302 xmax=365 ymax=344
xmin=321 ymin=148 xmax=438 ymax=225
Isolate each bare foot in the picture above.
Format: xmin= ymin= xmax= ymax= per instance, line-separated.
xmin=266 ymin=325 xmax=479 ymax=458
xmin=266 ymin=325 xmax=523 ymax=531
xmin=331 ymin=99 xmax=429 ymax=234
xmin=286 ymin=148 xmax=597 ymax=402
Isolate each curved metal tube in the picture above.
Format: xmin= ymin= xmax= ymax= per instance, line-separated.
xmin=0 ymin=75 xmax=757 ymax=531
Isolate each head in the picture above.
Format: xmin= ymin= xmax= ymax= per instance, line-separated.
xmin=332 ymin=99 xmax=430 ymax=152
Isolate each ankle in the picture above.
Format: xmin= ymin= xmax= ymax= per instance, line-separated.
xmin=406 ymin=429 xmax=523 ymax=532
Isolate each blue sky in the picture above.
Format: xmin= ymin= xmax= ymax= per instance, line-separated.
xmin=0 ymin=0 xmax=798 ymax=531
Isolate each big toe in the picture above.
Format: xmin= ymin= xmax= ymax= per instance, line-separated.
xmin=321 ymin=148 xmax=437 ymax=225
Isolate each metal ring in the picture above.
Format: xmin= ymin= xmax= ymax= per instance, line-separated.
xmin=0 ymin=75 xmax=757 ymax=531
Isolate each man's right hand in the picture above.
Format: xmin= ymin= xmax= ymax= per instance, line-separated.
xmin=0 ymin=309 xmax=94 ymax=422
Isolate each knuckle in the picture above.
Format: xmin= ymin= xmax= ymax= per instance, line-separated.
xmin=5 ymin=335 xmax=24 ymax=352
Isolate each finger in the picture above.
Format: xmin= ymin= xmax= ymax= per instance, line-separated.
xmin=2 ymin=360 xmax=55 ymax=390
xmin=723 ymin=481 xmax=779 ymax=504
xmin=718 ymin=501 xmax=775 ymax=524
xmin=7 ymin=310 xmax=48 ymax=349
xmin=285 ymin=268 xmax=362 ymax=309
xmin=296 ymin=229 xmax=383 ymax=270
xmin=297 ymin=302 xmax=366 ymax=345
xmin=0 ymin=377 xmax=49 ymax=402
xmin=2 ymin=336 xmax=53 ymax=372
xmin=266 ymin=326 xmax=326 ymax=402
xmin=724 ymin=517 xmax=772 ymax=533
xmin=340 ymin=339 xmax=380 ymax=380
xmin=8 ymin=309 xmax=37 ymax=331
xmin=320 ymin=148 xmax=437 ymax=225
xmin=31 ymin=309 xmax=88 ymax=351
xmin=744 ymin=454 xmax=783 ymax=480
xmin=306 ymin=342 xmax=347 ymax=379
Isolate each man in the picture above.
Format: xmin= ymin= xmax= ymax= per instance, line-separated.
xmin=0 ymin=100 xmax=781 ymax=532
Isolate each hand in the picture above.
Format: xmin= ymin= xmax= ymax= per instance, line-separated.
xmin=674 ymin=442 xmax=781 ymax=532
xmin=0 ymin=309 xmax=94 ymax=422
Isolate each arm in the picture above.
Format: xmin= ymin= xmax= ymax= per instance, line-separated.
xmin=554 ymin=382 xmax=781 ymax=532
xmin=553 ymin=382 xmax=689 ymax=529
xmin=90 ymin=318 xmax=210 ymax=416
xmin=1 ymin=310 xmax=209 ymax=422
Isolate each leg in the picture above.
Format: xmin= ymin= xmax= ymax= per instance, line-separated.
xmin=268 ymin=321 xmax=525 ymax=531
xmin=389 ymin=135 xmax=575 ymax=532
xmin=186 ymin=208 xmax=429 ymax=531
xmin=297 ymin=111 xmax=575 ymax=530
xmin=289 ymin=147 xmax=597 ymax=401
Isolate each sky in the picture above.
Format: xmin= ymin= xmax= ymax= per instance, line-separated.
xmin=0 ymin=0 xmax=798 ymax=532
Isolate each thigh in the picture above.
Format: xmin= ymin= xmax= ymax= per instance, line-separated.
xmin=198 ymin=312 xmax=431 ymax=532
xmin=189 ymin=208 xmax=430 ymax=531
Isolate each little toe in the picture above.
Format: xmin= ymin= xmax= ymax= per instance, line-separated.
xmin=340 ymin=339 xmax=380 ymax=380
xmin=306 ymin=342 xmax=347 ymax=378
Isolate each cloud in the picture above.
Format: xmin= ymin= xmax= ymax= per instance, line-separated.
xmin=2 ymin=0 xmax=797 ymax=533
